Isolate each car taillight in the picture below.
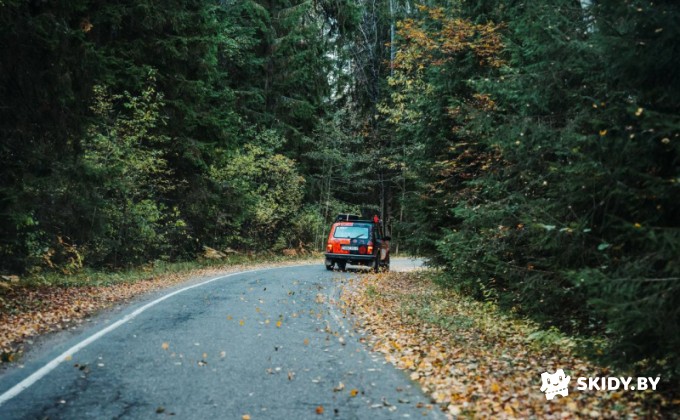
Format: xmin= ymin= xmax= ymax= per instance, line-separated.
xmin=358 ymin=245 xmax=367 ymax=254
xmin=367 ymin=241 xmax=373 ymax=254
xmin=326 ymin=243 xmax=333 ymax=252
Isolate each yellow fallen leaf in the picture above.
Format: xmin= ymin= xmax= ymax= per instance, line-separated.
xmin=242 ymin=415 xmax=250 ymax=420
xmin=239 ymin=319 xmax=245 ymax=326
xmin=399 ymin=356 xmax=415 ymax=370
xmin=303 ymin=338 xmax=310 ymax=346
xmin=276 ymin=320 xmax=282 ymax=328
xmin=64 ymin=355 xmax=72 ymax=361
xmin=202 ymin=353 xmax=207 ymax=359
xmin=350 ymin=389 xmax=359 ymax=397
xmin=448 ymin=405 xmax=461 ymax=416
xmin=315 ymin=405 xmax=324 ymax=415
xmin=162 ymin=342 xmax=169 ymax=350
xmin=490 ymin=382 xmax=500 ymax=393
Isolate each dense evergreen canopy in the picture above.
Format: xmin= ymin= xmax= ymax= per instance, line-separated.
xmin=1 ymin=0 xmax=678 ymax=383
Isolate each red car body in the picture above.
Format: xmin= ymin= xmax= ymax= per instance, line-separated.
xmin=324 ymin=214 xmax=390 ymax=272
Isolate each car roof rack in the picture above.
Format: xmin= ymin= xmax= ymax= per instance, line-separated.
xmin=335 ymin=214 xmax=375 ymax=223
xmin=335 ymin=214 xmax=361 ymax=222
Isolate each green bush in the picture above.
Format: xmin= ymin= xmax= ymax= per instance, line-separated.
xmin=386 ymin=0 xmax=680 ymax=383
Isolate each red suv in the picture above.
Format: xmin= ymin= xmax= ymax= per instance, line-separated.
xmin=324 ymin=214 xmax=390 ymax=272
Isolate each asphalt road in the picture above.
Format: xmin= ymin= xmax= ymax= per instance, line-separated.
xmin=0 ymin=258 xmax=443 ymax=419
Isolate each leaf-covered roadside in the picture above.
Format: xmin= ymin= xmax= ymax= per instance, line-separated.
xmin=0 ymin=259 xmax=314 ymax=363
xmin=340 ymin=272 xmax=674 ymax=418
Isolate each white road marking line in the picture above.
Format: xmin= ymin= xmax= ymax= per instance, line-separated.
xmin=0 ymin=264 xmax=312 ymax=406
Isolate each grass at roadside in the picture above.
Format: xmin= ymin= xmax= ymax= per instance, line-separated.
xmin=0 ymin=253 xmax=320 ymax=363
xmin=340 ymin=271 xmax=672 ymax=418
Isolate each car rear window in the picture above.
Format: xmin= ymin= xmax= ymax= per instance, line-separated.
xmin=333 ymin=225 xmax=370 ymax=239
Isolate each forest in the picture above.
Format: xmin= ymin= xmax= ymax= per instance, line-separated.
xmin=1 ymin=1 xmax=678 ymax=384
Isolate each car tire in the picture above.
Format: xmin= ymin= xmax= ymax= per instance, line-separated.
xmin=337 ymin=261 xmax=347 ymax=271
xmin=325 ymin=260 xmax=334 ymax=271
xmin=373 ymin=254 xmax=380 ymax=273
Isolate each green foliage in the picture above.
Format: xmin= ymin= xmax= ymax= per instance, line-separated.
xmin=382 ymin=0 xmax=680 ymax=382
xmin=224 ymin=0 xmax=331 ymax=155
xmin=0 ymin=0 xmax=337 ymax=271
xmin=210 ymin=139 xmax=306 ymax=250
xmin=274 ymin=204 xmax=327 ymax=252
xmin=78 ymin=77 xmax=189 ymax=266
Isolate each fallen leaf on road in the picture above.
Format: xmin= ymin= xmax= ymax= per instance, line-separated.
xmin=315 ymin=405 xmax=324 ymax=414
xmin=349 ymin=389 xmax=359 ymax=397
xmin=162 ymin=342 xmax=169 ymax=350
xmin=303 ymin=338 xmax=309 ymax=346
xmin=333 ymin=382 xmax=345 ymax=392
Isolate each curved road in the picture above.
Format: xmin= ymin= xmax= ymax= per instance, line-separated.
xmin=0 ymin=258 xmax=441 ymax=419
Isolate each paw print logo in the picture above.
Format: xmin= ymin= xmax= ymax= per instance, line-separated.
xmin=540 ymin=369 xmax=571 ymax=400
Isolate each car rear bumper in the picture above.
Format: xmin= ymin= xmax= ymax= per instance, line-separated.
xmin=324 ymin=253 xmax=375 ymax=265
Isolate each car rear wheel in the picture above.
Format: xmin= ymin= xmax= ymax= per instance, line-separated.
xmin=337 ymin=261 xmax=347 ymax=271
xmin=325 ymin=260 xmax=334 ymax=271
